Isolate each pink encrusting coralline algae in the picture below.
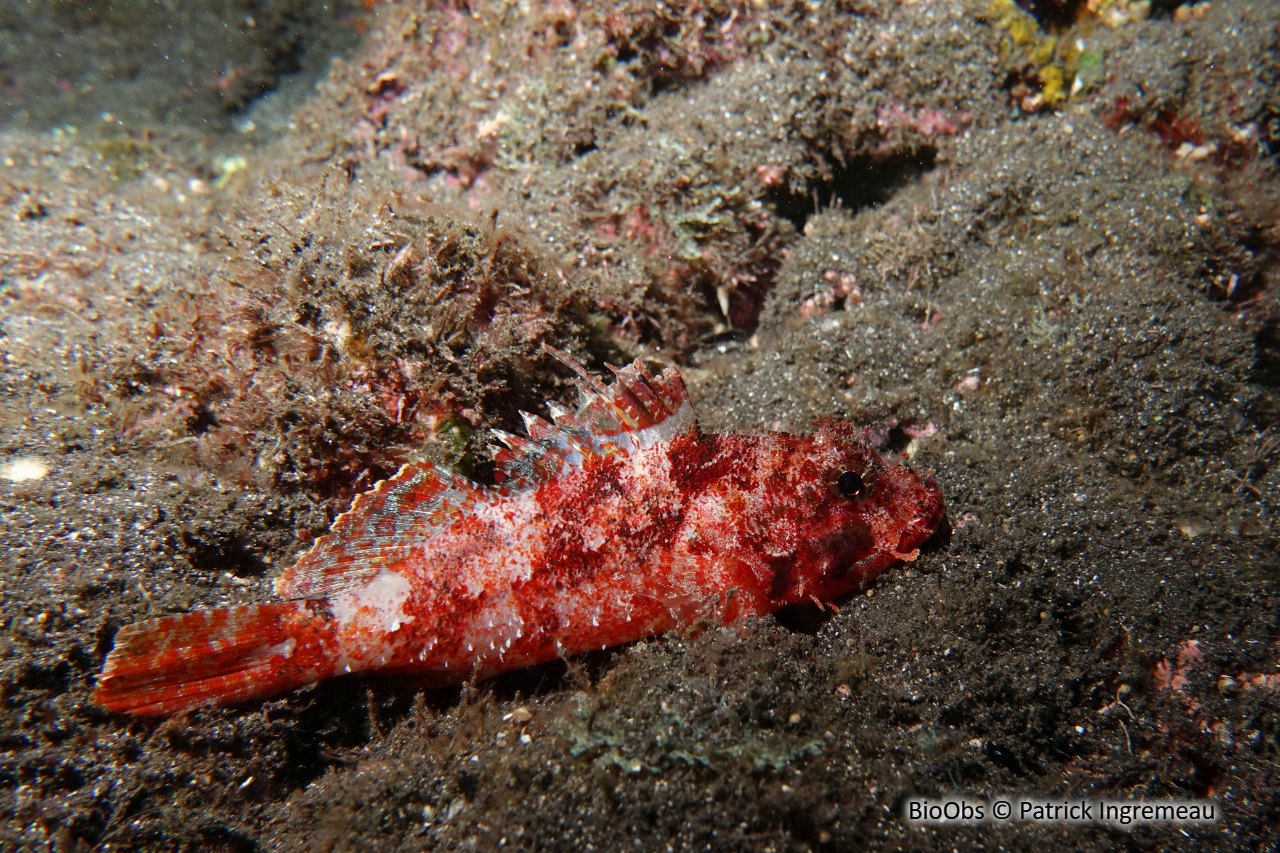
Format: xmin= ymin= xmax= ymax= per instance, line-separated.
xmin=95 ymin=348 xmax=945 ymax=716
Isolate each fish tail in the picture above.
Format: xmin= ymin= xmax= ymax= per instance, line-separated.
xmin=93 ymin=601 xmax=339 ymax=716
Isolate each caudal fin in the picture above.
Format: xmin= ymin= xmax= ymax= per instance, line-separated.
xmin=94 ymin=601 xmax=339 ymax=716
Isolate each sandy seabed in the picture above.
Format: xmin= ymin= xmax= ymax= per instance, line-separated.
xmin=1 ymin=1 xmax=1278 ymax=850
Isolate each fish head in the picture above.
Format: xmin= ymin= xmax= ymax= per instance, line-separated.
xmin=742 ymin=423 xmax=946 ymax=601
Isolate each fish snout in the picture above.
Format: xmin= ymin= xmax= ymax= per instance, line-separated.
xmin=894 ymin=477 xmax=947 ymax=556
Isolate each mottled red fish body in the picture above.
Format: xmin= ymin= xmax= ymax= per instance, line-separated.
xmin=94 ymin=350 xmax=945 ymax=716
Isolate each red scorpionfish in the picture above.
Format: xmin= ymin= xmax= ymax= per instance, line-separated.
xmin=95 ymin=348 xmax=946 ymax=716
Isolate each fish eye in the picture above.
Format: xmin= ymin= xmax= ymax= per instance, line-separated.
xmin=836 ymin=470 xmax=870 ymax=499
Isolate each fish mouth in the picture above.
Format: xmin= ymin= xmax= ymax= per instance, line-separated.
xmin=894 ymin=480 xmax=947 ymax=555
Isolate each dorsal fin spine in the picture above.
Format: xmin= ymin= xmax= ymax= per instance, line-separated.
xmin=546 ymin=401 xmax=571 ymax=424
xmin=609 ymin=367 xmax=661 ymax=424
xmin=493 ymin=348 xmax=698 ymax=491
xmin=491 ymin=428 xmax=520 ymax=450
xmin=543 ymin=344 xmax=611 ymax=398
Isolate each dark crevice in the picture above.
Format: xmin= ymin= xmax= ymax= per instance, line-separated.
xmin=1146 ymin=0 xmax=1211 ymax=19
xmin=766 ymin=146 xmax=938 ymax=234
xmin=877 ymin=421 xmax=931 ymax=456
xmin=773 ymin=601 xmax=834 ymax=635
xmin=182 ymin=531 xmax=268 ymax=579
xmin=274 ymin=680 xmax=382 ymax=790
xmin=16 ymin=660 xmax=72 ymax=693
xmin=193 ymin=826 xmax=259 ymax=853
xmin=1260 ymin=106 xmax=1280 ymax=168
xmin=185 ymin=403 xmax=220 ymax=436
xmin=1014 ymin=0 xmax=1086 ymax=30
xmin=1254 ymin=322 xmax=1280 ymax=389
xmin=1018 ymin=0 xmax=1207 ymax=26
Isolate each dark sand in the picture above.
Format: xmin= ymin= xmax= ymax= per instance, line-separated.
xmin=1 ymin=0 xmax=1278 ymax=850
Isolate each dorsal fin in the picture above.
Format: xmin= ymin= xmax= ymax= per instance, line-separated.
xmin=492 ymin=346 xmax=697 ymax=489
xmin=542 ymin=345 xmax=696 ymax=444
xmin=490 ymin=426 xmax=575 ymax=491
xmin=274 ymin=462 xmax=488 ymax=600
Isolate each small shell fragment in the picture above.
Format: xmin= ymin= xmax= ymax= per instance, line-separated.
xmin=1 ymin=457 xmax=49 ymax=482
